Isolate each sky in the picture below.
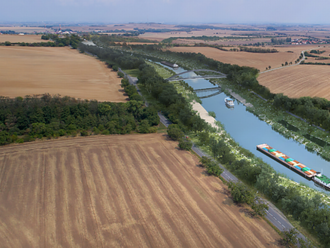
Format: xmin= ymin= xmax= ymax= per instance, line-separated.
xmin=2 ymin=0 xmax=330 ymax=24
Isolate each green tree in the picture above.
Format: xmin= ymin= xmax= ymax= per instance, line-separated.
xmin=228 ymin=181 xmax=255 ymax=205
xmin=251 ymin=198 xmax=269 ymax=217
xmin=279 ymin=228 xmax=298 ymax=247
xmin=167 ymin=124 xmax=184 ymax=141
xmin=138 ymin=120 xmax=150 ymax=133
xmin=178 ymin=138 xmax=192 ymax=150
xmin=198 ymin=131 xmax=210 ymax=146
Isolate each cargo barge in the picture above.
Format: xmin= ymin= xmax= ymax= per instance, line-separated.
xmin=257 ymin=144 xmax=330 ymax=190
xmin=161 ymin=61 xmax=179 ymax=68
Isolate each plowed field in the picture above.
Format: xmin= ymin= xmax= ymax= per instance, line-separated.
xmin=168 ymin=46 xmax=300 ymax=71
xmin=0 ymin=134 xmax=281 ymax=248
xmin=0 ymin=35 xmax=49 ymax=43
xmin=0 ymin=47 xmax=127 ymax=102
xmin=258 ymin=65 xmax=330 ymax=99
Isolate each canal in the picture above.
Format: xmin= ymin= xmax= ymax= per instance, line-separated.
xmin=157 ymin=62 xmax=330 ymax=192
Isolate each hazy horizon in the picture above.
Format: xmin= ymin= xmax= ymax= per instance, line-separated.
xmin=2 ymin=0 xmax=330 ymax=25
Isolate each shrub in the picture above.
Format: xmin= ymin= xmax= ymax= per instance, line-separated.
xmin=138 ymin=120 xmax=150 ymax=133
xmin=130 ymin=93 xmax=144 ymax=101
xmin=58 ymin=129 xmax=66 ymax=136
xmin=93 ymin=127 xmax=100 ymax=135
xmin=102 ymin=130 xmax=110 ymax=135
xmin=178 ymin=138 xmax=192 ymax=150
xmin=167 ymin=124 xmax=184 ymax=141
xmin=208 ymin=111 xmax=216 ymax=118
xmin=148 ymin=127 xmax=158 ymax=133
xmin=80 ymin=130 xmax=89 ymax=136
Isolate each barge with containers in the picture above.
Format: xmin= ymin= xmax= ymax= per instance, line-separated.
xmin=257 ymin=144 xmax=330 ymax=190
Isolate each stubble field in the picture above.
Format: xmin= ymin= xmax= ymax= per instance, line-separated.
xmin=0 ymin=46 xmax=127 ymax=102
xmin=0 ymin=34 xmax=50 ymax=43
xmin=168 ymin=46 xmax=301 ymax=71
xmin=0 ymin=134 xmax=281 ymax=248
xmin=258 ymin=64 xmax=330 ymax=99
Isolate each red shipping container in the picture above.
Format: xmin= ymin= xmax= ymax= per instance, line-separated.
xmin=310 ymin=169 xmax=316 ymax=173
xmin=288 ymin=162 xmax=295 ymax=165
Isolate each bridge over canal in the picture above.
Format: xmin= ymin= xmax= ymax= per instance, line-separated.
xmin=166 ymin=69 xmax=226 ymax=81
xmin=194 ymin=86 xmax=222 ymax=99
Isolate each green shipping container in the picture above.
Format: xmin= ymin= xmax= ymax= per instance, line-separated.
xmin=269 ymin=149 xmax=276 ymax=152
xmin=286 ymin=158 xmax=294 ymax=162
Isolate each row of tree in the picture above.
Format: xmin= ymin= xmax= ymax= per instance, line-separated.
xmin=1 ymin=41 xmax=59 ymax=47
xmin=270 ymin=37 xmax=291 ymax=45
xmin=310 ymin=50 xmax=325 ymax=54
xmin=239 ymin=46 xmax=278 ymax=53
xmin=0 ymin=94 xmax=159 ymax=145
xmin=41 ymin=34 xmax=82 ymax=49
xmin=79 ymin=43 xmax=145 ymax=70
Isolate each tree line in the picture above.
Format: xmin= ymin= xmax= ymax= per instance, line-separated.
xmin=0 ymin=94 xmax=159 ymax=146
xmin=41 ymin=34 xmax=82 ymax=49
xmin=239 ymin=46 xmax=278 ymax=53
xmin=79 ymin=43 xmax=145 ymax=70
xmin=270 ymin=37 xmax=291 ymax=45
xmin=1 ymin=41 xmax=58 ymax=47
xmin=1 ymin=34 xmax=82 ymax=49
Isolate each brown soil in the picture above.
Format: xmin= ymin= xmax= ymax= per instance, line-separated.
xmin=0 ymin=35 xmax=50 ymax=43
xmin=0 ymin=47 xmax=127 ymax=102
xmin=0 ymin=134 xmax=281 ymax=248
xmin=172 ymin=38 xmax=271 ymax=46
xmin=168 ymin=46 xmax=302 ymax=71
xmin=304 ymin=46 xmax=330 ymax=62
xmin=258 ymin=65 xmax=330 ymax=99
xmin=0 ymin=27 xmax=52 ymax=33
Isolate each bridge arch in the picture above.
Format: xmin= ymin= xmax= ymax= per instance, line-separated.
xmin=166 ymin=69 xmax=226 ymax=81
xmin=194 ymin=86 xmax=222 ymax=99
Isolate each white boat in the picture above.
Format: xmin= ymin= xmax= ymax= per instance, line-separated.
xmin=224 ymin=97 xmax=234 ymax=107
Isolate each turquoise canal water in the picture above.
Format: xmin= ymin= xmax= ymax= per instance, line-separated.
xmin=157 ymin=62 xmax=330 ymax=192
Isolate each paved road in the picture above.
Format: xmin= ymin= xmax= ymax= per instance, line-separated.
xmin=157 ymin=111 xmax=305 ymax=240
xmin=118 ymin=68 xmax=149 ymax=107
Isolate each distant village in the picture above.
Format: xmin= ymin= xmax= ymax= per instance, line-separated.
xmin=291 ymin=38 xmax=329 ymax=45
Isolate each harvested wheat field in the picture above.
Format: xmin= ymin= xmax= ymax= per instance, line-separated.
xmin=258 ymin=65 xmax=330 ymax=99
xmin=0 ymin=27 xmax=52 ymax=33
xmin=0 ymin=34 xmax=49 ymax=43
xmin=0 ymin=134 xmax=281 ymax=248
xmin=168 ymin=46 xmax=300 ymax=71
xmin=0 ymin=46 xmax=127 ymax=102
